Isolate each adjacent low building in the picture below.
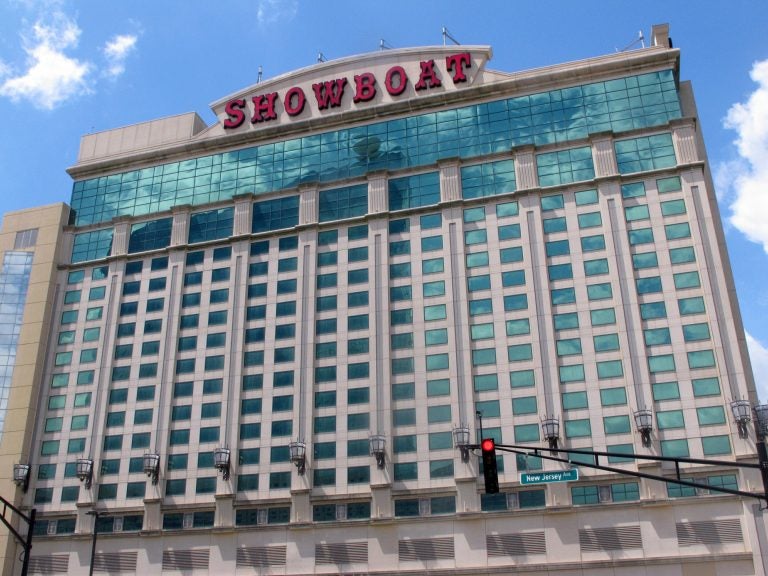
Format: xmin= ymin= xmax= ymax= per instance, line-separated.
xmin=0 ymin=22 xmax=765 ymax=576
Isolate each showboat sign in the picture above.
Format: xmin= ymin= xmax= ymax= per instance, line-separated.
xmin=220 ymin=51 xmax=476 ymax=130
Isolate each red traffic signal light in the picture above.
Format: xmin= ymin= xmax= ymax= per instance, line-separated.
xmin=480 ymin=437 xmax=499 ymax=494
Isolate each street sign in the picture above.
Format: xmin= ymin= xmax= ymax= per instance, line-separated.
xmin=520 ymin=469 xmax=579 ymax=485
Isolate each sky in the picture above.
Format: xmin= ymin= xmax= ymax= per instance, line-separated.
xmin=1 ymin=0 xmax=767 ymax=397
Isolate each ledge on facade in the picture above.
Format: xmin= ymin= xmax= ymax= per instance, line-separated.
xmin=669 ymin=116 xmax=698 ymax=130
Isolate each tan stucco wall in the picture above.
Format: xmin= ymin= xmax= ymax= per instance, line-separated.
xmin=0 ymin=203 xmax=68 ymax=576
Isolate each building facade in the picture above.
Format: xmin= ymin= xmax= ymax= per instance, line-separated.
xmin=1 ymin=23 xmax=765 ymax=575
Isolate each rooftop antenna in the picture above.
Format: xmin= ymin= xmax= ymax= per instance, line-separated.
xmin=442 ymin=26 xmax=461 ymax=46
xmin=618 ymin=30 xmax=645 ymax=52
xmin=317 ymin=52 xmax=326 ymax=63
xmin=379 ymin=38 xmax=394 ymax=51
xmin=257 ymin=65 xmax=263 ymax=84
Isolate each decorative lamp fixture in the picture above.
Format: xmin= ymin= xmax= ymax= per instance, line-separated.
xmin=12 ymin=463 xmax=30 ymax=492
xmin=541 ymin=417 xmax=560 ymax=451
xmin=634 ymin=409 xmax=654 ymax=447
xmin=143 ymin=452 xmax=160 ymax=485
xmin=289 ymin=441 xmax=306 ymax=475
xmin=76 ymin=457 xmax=94 ymax=489
xmin=213 ymin=447 xmax=231 ymax=481
xmin=730 ymin=400 xmax=752 ymax=439
xmin=755 ymin=404 xmax=768 ymax=437
xmin=369 ymin=434 xmax=386 ymax=469
xmin=453 ymin=426 xmax=472 ymax=462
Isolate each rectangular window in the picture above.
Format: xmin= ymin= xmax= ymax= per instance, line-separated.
xmin=625 ymin=205 xmax=650 ymax=221
xmin=670 ymin=246 xmax=696 ymax=264
xmin=661 ymin=199 xmax=687 ymax=216
xmin=500 ymin=246 xmax=523 ymax=263
xmin=648 ymin=354 xmax=675 ymax=373
xmin=575 ymin=189 xmax=598 ymax=205
xmin=564 ymin=418 xmax=591 ymax=438
xmin=551 ymin=288 xmax=576 ymax=305
xmin=615 ymin=133 xmax=676 ymax=174
xmin=536 ymin=146 xmax=595 ymax=187
xmin=632 ymin=252 xmax=658 ymax=269
xmin=693 ymin=377 xmax=720 ymax=397
xmin=676 ymin=300 xmax=704 ymax=325
xmin=421 ymin=235 xmax=443 ymax=252
xmin=546 ymin=239 xmax=570 ymax=257
xmin=562 ymin=391 xmax=588 ymax=410
xmin=389 ymin=172 xmax=440 ymax=210
xmin=652 ymin=381 xmax=680 ymax=401
xmin=621 ymin=182 xmax=646 ymax=198
xmin=665 ymin=222 xmax=692 ymax=240
xmin=674 ymin=271 xmax=701 ymax=290
xmin=578 ymin=212 xmax=602 ymax=229
xmin=587 ymin=283 xmax=612 ymax=300
xmin=640 ymin=301 xmax=667 ymax=320
xmin=584 ymin=258 xmax=609 ymax=276
xmin=688 ymin=349 xmax=716 ymax=369
xmin=603 ymin=415 xmax=631 ymax=434
xmin=628 ymin=227 xmax=654 ymax=245
xmin=422 ymin=257 xmax=444 ymax=274
xmin=581 ymin=234 xmax=606 ymax=252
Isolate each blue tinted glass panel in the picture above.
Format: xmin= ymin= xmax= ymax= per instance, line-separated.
xmin=461 ymin=159 xmax=516 ymax=199
xmin=71 ymin=229 xmax=113 ymax=263
xmin=319 ymin=184 xmax=368 ymax=222
xmin=128 ymin=218 xmax=173 ymax=253
xmin=0 ymin=252 xmax=33 ymax=440
xmin=189 ymin=208 xmax=234 ymax=243
xmin=388 ymin=172 xmax=440 ymax=211
xmin=70 ymin=70 xmax=680 ymax=226
xmin=252 ymin=196 xmax=299 ymax=233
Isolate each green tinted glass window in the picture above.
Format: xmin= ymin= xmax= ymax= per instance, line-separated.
xmin=600 ymin=387 xmax=627 ymax=406
xmin=561 ymin=391 xmax=588 ymax=410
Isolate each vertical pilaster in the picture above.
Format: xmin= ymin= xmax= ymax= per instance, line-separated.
xmin=514 ymin=146 xmax=538 ymax=190
xmin=170 ymin=205 xmax=190 ymax=247
xmin=671 ymin=118 xmax=699 ymax=164
xmin=590 ymin=132 xmax=618 ymax=178
xmin=439 ymin=158 xmax=461 ymax=201
xmin=233 ymin=193 xmax=253 ymax=236
xmin=299 ymin=185 xmax=318 ymax=225
xmin=111 ymin=217 xmax=130 ymax=256
xmin=368 ymin=172 xmax=388 ymax=215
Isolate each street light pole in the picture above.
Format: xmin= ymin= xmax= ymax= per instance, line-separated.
xmin=86 ymin=511 xmax=102 ymax=576
xmin=753 ymin=406 xmax=768 ymax=501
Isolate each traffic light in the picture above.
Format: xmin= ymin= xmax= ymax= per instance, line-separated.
xmin=481 ymin=438 xmax=499 ymax=494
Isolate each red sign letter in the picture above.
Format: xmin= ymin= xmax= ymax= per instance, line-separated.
xmin=414 ymin=59 xmax=442 ymax=91
xmin=284 ymin=86 xmax=306 ymax=116
xmin=353 ymin=73 xmax=376 ymax=103
xmin=223 ymin=99 xmax=246 ymax=129
xmin=251 ymin=93 xmax=278 ymax=123
xmin=446 ymin=52 xmax=471 ymax=84
xmin=312 ymin=78 xmax=348 ymax=110
xmin=385 ymin=66 xmax=408 ymax=96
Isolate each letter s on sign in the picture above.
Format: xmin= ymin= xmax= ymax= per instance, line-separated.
xmin=223 ymin=99 xmax=246 ymax=129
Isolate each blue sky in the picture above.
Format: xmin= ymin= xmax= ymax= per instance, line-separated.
xmin=1 ymin=0 xmax=768 ymax=396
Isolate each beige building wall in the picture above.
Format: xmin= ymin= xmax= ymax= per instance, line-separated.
xmin=0 ymin=204 xmax=69 ymax=576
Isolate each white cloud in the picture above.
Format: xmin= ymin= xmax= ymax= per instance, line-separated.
xmin=256 ymin=0 xmax=298 ymax=26
xmin=747 ymin=332 xmax=768 ymax=403
xmin=0 ymin=11 xmax=90 ymax=109
xmin=103 ymin=34 xmax=137 ymax=79
xmin=721 ymin=59 xmax=768 ymax=253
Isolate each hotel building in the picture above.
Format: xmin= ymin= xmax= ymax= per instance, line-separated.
xmin=0 ymin=23 xmax=765 ymax=575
